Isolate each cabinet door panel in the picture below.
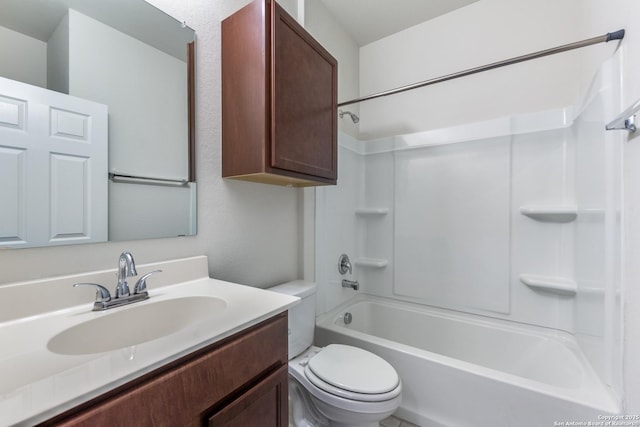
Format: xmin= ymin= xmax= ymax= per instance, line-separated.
xmin=221 ymin=0 xmax=268 ymax=178
xmin=271 ymin=3 xmax=337 ymax=181
xmin=208 ymin=365 xmax=288 ymax=427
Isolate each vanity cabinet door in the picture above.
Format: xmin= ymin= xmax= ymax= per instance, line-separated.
xmin=207 ymin=364 xmax=288 ymax=427
xmin=221 ymin=0 xmax=337 ymax=187
xmin=42 ymin=314 xmax=288 ymax=427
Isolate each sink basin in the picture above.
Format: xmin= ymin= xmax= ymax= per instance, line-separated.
xmin=47 ymin=296 xmax=227 ymax=355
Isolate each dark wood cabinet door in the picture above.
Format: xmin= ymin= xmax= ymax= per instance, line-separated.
xmin=222 ymin=0 xmax=337 ymax=187
xmin=207 ymin=365 xmax=288 ymax=427
xmin=271 ymin=2 xmax=337 ymax=181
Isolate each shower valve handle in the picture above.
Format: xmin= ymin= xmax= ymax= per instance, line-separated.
xmin=338 ymin=254 xmax=352 ymax=275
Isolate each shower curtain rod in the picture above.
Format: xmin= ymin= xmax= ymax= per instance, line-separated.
xmin=338 ymin=29 xmax=625 ymax=108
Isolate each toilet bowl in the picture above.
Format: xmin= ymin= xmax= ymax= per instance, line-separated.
xmin=289 ymin=345 xmax=402 ymax=427
xmin=269 ymin=281 xmax=402 ymax=427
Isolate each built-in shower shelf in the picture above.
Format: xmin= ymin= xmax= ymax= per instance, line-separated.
xmin=355 ymin=208 xmax=389 ymax=216
xmin=519 ymin=205 xmax=577 ymax=222
xmin=519 ymin=274 xmax=577 ymax=296
xmin=355 ymin=258 xmax=388 ymax=268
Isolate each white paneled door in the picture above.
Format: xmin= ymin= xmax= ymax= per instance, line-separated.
xmin=0 ymin=76 xmax=108 ymax=248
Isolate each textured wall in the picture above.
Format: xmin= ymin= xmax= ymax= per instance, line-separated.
xmin=0 ymin=0 xmax=302 ymax=289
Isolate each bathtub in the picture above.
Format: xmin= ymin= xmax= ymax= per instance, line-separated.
xmin=314 ymin=295 xmax=620 ymax=427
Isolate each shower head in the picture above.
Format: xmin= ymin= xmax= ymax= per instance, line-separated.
xmin=339 ymin=109 xmax=359 ymax=124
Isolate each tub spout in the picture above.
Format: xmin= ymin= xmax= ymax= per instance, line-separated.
xmin=342 ymin=279 xmax=359 ymax=291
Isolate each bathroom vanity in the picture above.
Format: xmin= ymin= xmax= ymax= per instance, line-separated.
xmin=42 ymin=314 xmax=288 ymax=426
xmin=0 ymin=256 xmax=298 ymax=426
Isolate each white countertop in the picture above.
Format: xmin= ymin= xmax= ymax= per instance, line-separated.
xmin=0 ymin=256 xmax=298 ymax=426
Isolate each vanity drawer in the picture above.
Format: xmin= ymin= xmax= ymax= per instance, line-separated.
xmin=207 ymin=364 xmax=288 ymax=426
xmin=44 ymin=313 xmax=288 ymax=427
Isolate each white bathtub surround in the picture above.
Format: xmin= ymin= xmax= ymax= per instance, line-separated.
xmin=316 ymin=295 xmax=619 ymax=427
xmin=0 ymin=256 xmax=298 ymax=426
xmin=316 ymin=109 xmax=583 ymax=325
xmin=315 ymin=54 xmax=624 ymax=423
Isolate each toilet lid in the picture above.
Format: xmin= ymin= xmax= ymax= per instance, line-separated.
xmin=307 ymin=344 xmax=399 ymax=395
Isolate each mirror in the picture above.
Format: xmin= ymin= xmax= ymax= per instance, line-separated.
xmin=0 ymin=0 xmax=196 ymax=248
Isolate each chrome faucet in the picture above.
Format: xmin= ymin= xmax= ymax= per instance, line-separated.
xmin=74 ymin=251 xmax=161 ymax=311
xmin=117 ymin=251 xmax=137 ymax=298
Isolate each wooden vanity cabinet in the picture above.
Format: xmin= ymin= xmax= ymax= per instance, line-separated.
xmin=222 ymin=0 xmax=338 ymax=187
xmin=41 ymin=313 xmax=289 ymax=427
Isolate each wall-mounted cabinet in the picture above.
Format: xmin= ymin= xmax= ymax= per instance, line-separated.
xmin=222 ymin=0 xmax=338 ymax=187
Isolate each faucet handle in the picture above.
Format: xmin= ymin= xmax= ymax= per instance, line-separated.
xmin=133 ymin=270 xmax=162 ymax=294
xmin=74 ymin=283 xmax=112 ymax=303
xmin=338 ymin=254 xmax=352 ymax=275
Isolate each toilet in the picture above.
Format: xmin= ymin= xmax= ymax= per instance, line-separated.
xmin=270 ymin=281 xmax=402 ymax=427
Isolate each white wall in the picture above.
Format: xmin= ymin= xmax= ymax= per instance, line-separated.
xmin=304 ymin=0 xmax=360 ymax=138
xmin=358 ymin=0 xmax=587 ymax=139
xmin=0 ymin=0 xmax=301 ymax=291
xmin=47 ymin=13 xmax=69 ymax=94
xmin=0 ymin=25 xmax=47 ymax=88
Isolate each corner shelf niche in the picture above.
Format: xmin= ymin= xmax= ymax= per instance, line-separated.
xmin=519 ymin=205 xmax=577 ymax=222
xmin=355 ymin=207 xmax=389 ymax=216
xmin=519 ymin=274 xmax=577 ymax=296
xmin=354 ymin=258 xmax=388 ymax=268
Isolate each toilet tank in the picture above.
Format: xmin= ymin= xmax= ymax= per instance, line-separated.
xmin=269 ymin=280 xmax=316 ymax=359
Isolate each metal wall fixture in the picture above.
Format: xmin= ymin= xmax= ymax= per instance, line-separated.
xmin=338 ymin=254 xmax=352 ymax=275
xmin=109 ymin=172 xmax=189 ymax=186
xmin=338 ymin=109 xmax=360 ymax=123
xmin=342 ymin=279 xmax=359 ymax=290
xmin=606 ymin=98 xmax=640 ymax=133
xmin=338 ymin=29 xmax=625 ymax=107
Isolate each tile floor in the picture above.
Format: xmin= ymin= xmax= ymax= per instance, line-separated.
xmin=380 ymin=415 xmax=421 ymax=427
xmin=288 ymin=413 xmax=420 ymax=427
xmin=288 ymin=394 xmax=420 ymax=427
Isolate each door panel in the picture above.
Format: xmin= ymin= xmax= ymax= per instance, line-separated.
xmin=0 ymin=76 xmax=108 ymax=248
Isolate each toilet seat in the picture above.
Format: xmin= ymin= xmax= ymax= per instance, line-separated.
xmin=304 ymin=344 xmax=401 ymax=402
